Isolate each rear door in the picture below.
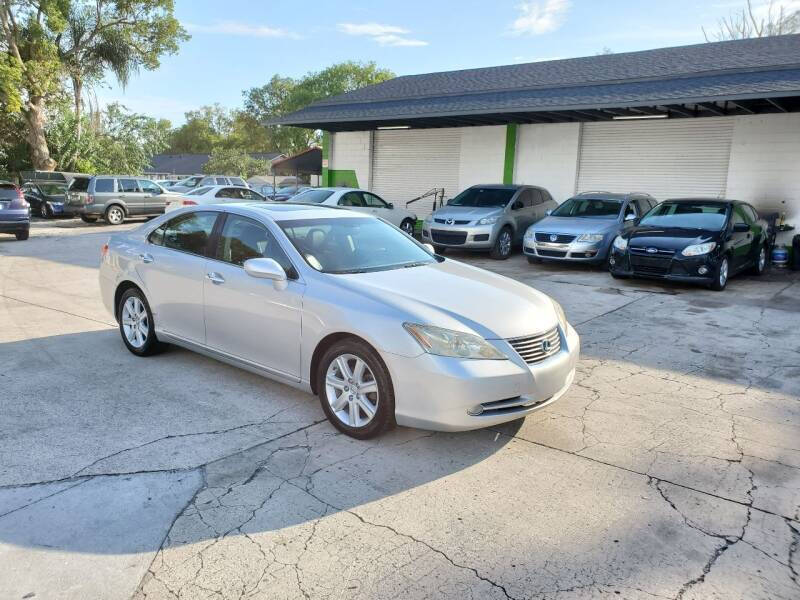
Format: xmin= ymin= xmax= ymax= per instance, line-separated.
xmin=362 ymin=192 xmax=397 ymax=225
xmin=118 ymin=178 xmax=144 ymax=214
xmin=337 ymin=191 xmax=370 ymax=217
xmin=137 ymin=211 xmax=219 ymax=343
xmin=139 ymin=179 xmax=166 ymax=214
xmin=730 ymin=204 xmax=754 ymax=271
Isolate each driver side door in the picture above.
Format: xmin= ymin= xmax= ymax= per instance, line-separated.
xmin=729 ymin=205 xmax=754 ymax=271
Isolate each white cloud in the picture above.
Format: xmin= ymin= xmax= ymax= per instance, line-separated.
xmin=185 ymin=21 xmax=301 ymax=39
xmin=337 ymin=22 xmax=429 ymax=47
xmin=509 ymin=0 xmax=571 ymax=36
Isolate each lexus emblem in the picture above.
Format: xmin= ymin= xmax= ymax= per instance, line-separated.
xmin=445 ymin=218 xmax=455 ymax=225
xmin=549 ymin=234 xmax=558 ymax=242
xmin=646 ymin=247 xmax=658 ymax=254
xmin=542 ymin=339 xmax=552 ymax=352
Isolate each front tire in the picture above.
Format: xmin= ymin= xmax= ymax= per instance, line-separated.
xmin=117 ymin=288 xmax=165 ymax=356
xmin=490 ymin=226 xmax=513 ymax=260
xmin=709 ymin=256 xmax=729 ymax=291
xmin=317 ymin=339 xmax=395 ymax=439
xmin=752 ymin=244 xmax=767 ymax=275
xmin=105 ymin=205 xmax=125 ymax=225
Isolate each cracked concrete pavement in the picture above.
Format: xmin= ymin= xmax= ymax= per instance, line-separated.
xmin=1 ymin=219 xmax=798 ymax=599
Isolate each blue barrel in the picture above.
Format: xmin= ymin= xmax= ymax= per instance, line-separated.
xmin=772 ymin=246 xmax=789 ymax=268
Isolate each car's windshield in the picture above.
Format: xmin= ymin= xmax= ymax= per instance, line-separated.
xmin=278 ymin=217 xmax=435 ymax=274
xmin=448 ymin=187 xmax=515 ymax=208
xmin=68 ymin=177 xmax=90 ymax=192
xmin=37 ymin=183 xmax=66 ymax=195
xmin=293 ymin=189 xmax=334 ymax=204
xmin=177 ymin=176 xmax=202 ymax=187
xmin=551 ymin=197 xmax=622 ymax=218
xmin=639 ymin=202 xmax=728 ymax=230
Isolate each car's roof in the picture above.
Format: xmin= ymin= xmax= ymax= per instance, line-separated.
xmin=229 ymin=202 xmax=366 ymax=221
xmin=663 ymin=197 xmax=735 ymax=204
xmin=469 ymin=184 xmax=524 ymax=190
xmin=301 ymin=187 xmax=358 ymax=192
xmin=571 ymin=192 xmax=646 ymax=201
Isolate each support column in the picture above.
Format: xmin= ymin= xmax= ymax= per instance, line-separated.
xmin=321 ymin=131 xmax=331 ymax=187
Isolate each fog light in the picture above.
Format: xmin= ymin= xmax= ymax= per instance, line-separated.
xmin=467 ymin=404 xmax=484 ymax=416
xmin=698 ymin=266 xmax=708 ymax=275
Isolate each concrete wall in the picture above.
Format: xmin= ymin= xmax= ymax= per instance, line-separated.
xmin=458 ymin=126 xmax=506 ymax=189
xmin=329 ymin=131 xmax=372 ymax=188
xmin=514 ymin=123 xmax=581 ymax=202
xmin=726 ymin=113 xmax=800 ymax=228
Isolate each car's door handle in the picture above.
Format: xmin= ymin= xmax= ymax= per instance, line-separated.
xmin=206 ymin=272 xmax=225 ymax=284
xmin=139 ymin=253 xmax=154 ymax=263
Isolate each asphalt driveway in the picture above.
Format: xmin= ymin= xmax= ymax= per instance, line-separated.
xmin=1 ymin=219 xmax=798 ymax=599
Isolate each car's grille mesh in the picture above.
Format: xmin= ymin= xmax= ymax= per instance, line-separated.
xmin=535 ymin=232 xmax=576 ymax=243
xmin=537 ymin=249 xmax=567 ymax=258
xmin=507 ymin=327 xmax=561 ymax=364
xmin=630 ymin=255 xmax=672 ymax=275
xmin=434 ymin=218 xmax=471 ymax=225
xmin=431 ymin=229 xmax=467 ymax=245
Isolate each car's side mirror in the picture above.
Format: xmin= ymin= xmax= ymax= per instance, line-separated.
xmin=423 ymin=243 xmax=435 ymax=254
xmin=243 ymin=257 xmax=288 ymax=290
xmin=624 ymin=213 xmax=637 ymax=222
xmin=387 ymin=202 xmax=394 ymax=209
xmin=545 ymin=209 xmax=552 ymax=216
xmin=512 ymin=200 xmax=524 ymax=210
xmin=732 ymin=222 xmax=749 ymax=232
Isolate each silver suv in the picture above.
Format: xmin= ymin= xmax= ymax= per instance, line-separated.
xmin=421 ymin=184 xmax=557 ymax=259
xmin=65 ymin=176 xmax=172 ymax=225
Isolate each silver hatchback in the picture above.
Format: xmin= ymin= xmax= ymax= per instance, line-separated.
xmin=99 ymin=203 xmax=579 ymax=439
xmin=421 ymin=185 xmax=557 ymax=259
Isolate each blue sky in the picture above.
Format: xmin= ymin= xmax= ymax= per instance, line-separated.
xmin=96 ymin=0 xmax=800 ymax=124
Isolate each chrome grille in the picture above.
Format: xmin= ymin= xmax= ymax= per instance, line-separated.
xmin=507 ymin=327 xmax=561 ymax=364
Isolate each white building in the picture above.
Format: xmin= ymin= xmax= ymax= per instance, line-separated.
xmin=273 ymin=35 xmax=800 ymax=244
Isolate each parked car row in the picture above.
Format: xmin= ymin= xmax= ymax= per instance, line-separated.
xmin=423 ymin=184 xmax=770 ymax=291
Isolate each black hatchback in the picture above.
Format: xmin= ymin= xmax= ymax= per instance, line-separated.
xmin=609 ymin=198 xmax=768 ymax=291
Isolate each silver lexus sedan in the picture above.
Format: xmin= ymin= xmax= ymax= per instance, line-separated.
xmin=99 ymin=203 xmax=579 ymax=439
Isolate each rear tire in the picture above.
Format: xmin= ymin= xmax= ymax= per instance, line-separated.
xmin=117 ymin=288 xmax=166 ymax=356
xmin=104 ymin=205 xmax=125 ymax=225
xmin=317 ymin=338 xmax=395 ymax=439
xmin=80 ymin=215 xmax=98 ymax=223
xmin=709 ymin=256 xmax=729 ymax=291
xmin=15 ymin=229 xmax=29 ymax=241
xmin=400 ymin=218 xmax=415 ymax=236
xmin=490 ymin=227 xmax=513 ymax=260
xmin=40 ymin=203 xmax=50 ymax=218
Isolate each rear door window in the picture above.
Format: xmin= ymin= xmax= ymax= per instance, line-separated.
xmin=118 ymin=179 xmax=139 ymax=193
xmin=363 ymin=192 xmax=389 ymax=208
xmin=94 ymin=178 xmax=114 ymax=193
xmin=230 ymin=177 xmax=246 ymax=186
xmin=69 ymin=178 xmax=90 ymax=192
xmin=162 ymin=211 xmax=218 ymax=256
xmin=338 ymin=192 xmax=364 ymax=207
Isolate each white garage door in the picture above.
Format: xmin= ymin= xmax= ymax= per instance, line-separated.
xmin=576 ymin=118 xmax=735 ymax=201
xmin=372 ymin=128 xmax=461 ymax=218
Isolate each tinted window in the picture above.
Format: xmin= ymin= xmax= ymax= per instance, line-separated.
xmin=138 ymin=180 xmax=162 ymax=194
xmin=216 ymin=214 xmax=294 ymax=275
xmin=517 ymin=189 xmax=534 ymax=207
xmin=279 ymin=217 xmax=435 ymax=274
xmin=0 ymin=184 xmax=17 ymax=200
xmin=94 ymin=178 xmax=114 ymax=193
xmin=448 ymin=187 xmax=515 ymax=208
xmin=163 ymin=212 xmax=218 ymax=256
xmin=215 ymin=177 xmax=227 ymax=185
xmin=293 ymin=189 xmax=334 ymax=204
xmin=38 ymin=183 xmax=66 ymax=195
xmin=552 ymin=198 xmax=623 ymax=218
xmin=733 ymin=205 xmax=748 ymax=225
xmin=215 ymin=188 xmax=237 ymax=199
xmin=69 ymin=177 xmax=90 ymax=192
xmin=363 ymin=193 xmax=388 ymax=208
xmin=338 ymin=192 xmax=364 ymax=207
xmin=118 ymin=179 xmax=138 ymax=193
xmin=239 ymin=189 xmax=263 ymax=201
xmin=530 ymin=189 xmax=545 ymax=206
xmin=149 ymin=224 xmax=166 ymax=246
xmin=640 ymin=202 xmax=729 ymax=231
xmin=188 ymin=186 xmax=213 ymax=196
xmin=230 ymin=177 xmax=246 ymax=186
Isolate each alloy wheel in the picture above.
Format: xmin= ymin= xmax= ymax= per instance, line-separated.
xmin=107 ymin=207 xmax=124 ymax=225
xmin=401 ymin=220 xmax=415 ymax=235
xmin=758 ymin=247 xmax=766 ymax=271
xmin=121 ymin=296 xmax=149 ymax=348
xmin=40 ymin=203 xmax=49 ymax=218
xmin=325 ymin=353 xmax=379 ymax=428
xmin=719 ymin=258 xmax=729 ymax=287
xmin=499 ymin=230 xmax=512 ymax=256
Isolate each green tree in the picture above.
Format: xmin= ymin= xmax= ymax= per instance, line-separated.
xmin=167 ymin=104 xmax=232 ymax=153
xmin=243 ymin=61 xmax=394 ymax=154
xmin=0 ymin=0 xmax=187 ymax=171
xmin=203 ymin=147 xmax=271 ymax=179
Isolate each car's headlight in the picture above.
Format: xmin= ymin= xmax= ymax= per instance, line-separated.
xmin=403 ymin=323 xmax=506 ymax=360
xmin=478 ymin=215 xmax=499 ymax=225
xmin=682 ymin=241 xmax=716 ymax=256
xmin=551 ymin=299 xmax=568 ymax=331
xmin=524 ymin=229 xmax=535 ymax=241
xmin=613 ymin=236 xmax=628 ymax=251
xmin=577 ymin=233 xmax=604 ymax=243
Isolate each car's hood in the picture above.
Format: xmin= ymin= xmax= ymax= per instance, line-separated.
xmin=531 ymin=216 xmax=619 ymax=235
xmin=336 ymin=259 xmax=559 ymax=340
xmin=627 ymin=226 xmax=718 ymax=250
xmin=432 ymin=206 xmax=503 ymax=221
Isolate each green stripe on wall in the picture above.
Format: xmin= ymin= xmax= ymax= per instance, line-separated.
xmin=329 ymin=169 xmax=359 ymax=188
xmin=503 ymin=124 xmax=517 ymax=185
xmin=321 ymin=131 xmax=331 ymax=187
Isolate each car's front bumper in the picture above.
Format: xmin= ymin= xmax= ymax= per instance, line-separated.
xmin=421 ymin=222 xmax=498 ymax=249
xmin=523 ymin=237 xmax=608 ymax=262
xmin=385 ymin=324 xmax=580 ymax=431
xmin=609 ymin=248 xmax=720 ymax=285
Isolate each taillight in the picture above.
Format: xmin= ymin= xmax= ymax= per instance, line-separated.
xmin=11 ymin=187 xmax=28 ymax=209
xmin=86 ymin=194 xmax=94 ymax=205
xmin=182 ymin=200 xmax=197 ymax=206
